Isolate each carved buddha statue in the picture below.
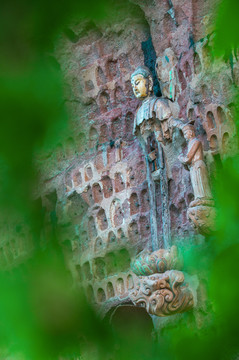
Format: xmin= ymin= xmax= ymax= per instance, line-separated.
xmin=131 ymin=66 xmax=174 ymax=143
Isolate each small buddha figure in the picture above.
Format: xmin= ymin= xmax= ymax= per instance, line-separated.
xmin=131 ymin=66 xmax=174 ymax=143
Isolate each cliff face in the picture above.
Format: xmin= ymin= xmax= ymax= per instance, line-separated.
xmin=1 ymin=0 xmax=237 ymax=317
xmin=35 ymin=0 xmax=237 ymax=309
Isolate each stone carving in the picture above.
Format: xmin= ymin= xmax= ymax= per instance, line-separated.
xmin=187 ymin=202 xmax=216 ymax=235
xmin=131 ymin=245 xmax=182 ymax=276
xmin=131 ymin=66 xmax=174 ymax=248
xmin=155 ymin=48 xmax=179 ymax=101
xmin=131 ymin=65 xmax=216 ymax=236
xmin=178 ymin=122 xmax=216 ymax=233
xmin=129 ymin=245 xmax=194 ymax=317
xmin=131 ymin=65 xmax=174 ymax=143
xmin=178 ymin=123 xmax=212 ymax=200
xmin=129 ymin=270 xmax=194 ymax=317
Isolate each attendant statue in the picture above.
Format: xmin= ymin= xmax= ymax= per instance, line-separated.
xmin=178 ymin=123 xmax=215 ymax=233
xmin=178 ymin=124 xmax=212 ymax=204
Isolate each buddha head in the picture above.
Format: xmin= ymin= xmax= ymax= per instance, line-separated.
xmin=131 ymin=66 xmax=154 ymax=99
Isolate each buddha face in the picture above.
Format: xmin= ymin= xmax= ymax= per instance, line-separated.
xmin=131 ymin=74 xmax=150 ymax=99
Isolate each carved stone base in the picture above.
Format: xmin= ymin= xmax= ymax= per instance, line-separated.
xmin=129 ymin=270 xmax=194 ymax=317
xmin=189 ymin=198 xmax=214 ymax=208
xmin=187 ymin=199 xmax=216 ymax=234
xmin=131 ymin=246 xmax=182 ymax=276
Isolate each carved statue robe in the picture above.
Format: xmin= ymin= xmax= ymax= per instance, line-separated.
xmin=182 ymin=138 xmax=212 ymax=200
xmin=133 ymin=95 xmax=173 ymax=142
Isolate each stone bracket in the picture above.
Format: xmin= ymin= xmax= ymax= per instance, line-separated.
xmin=129 ymin=270 xmax=194 ymax=317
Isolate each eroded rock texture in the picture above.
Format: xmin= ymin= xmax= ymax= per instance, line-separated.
xmin=2 ymin=0 xmax=238 ymax=319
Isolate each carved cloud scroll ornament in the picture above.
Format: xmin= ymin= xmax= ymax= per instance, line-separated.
xmin=129 ymin=247 xmax=194 ymax=317
xmin=129 ymin=270 xmax=194 ymax=317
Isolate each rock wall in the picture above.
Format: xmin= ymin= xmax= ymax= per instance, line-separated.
xmin=1 ymin=0 xmax=238 ymax=317
xmin=36 ymin=0 xmax=238 ymax=309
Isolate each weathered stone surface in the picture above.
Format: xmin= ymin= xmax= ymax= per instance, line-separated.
xmin=131 ymin=245 xmax=182 ymax=276
xmin=129 ymin=270 xmax=194 ymax=317
xmin=187 ymin=202 xmax=216 ymax=234
xmin=6 ymin=0 xmax=236 ymax=322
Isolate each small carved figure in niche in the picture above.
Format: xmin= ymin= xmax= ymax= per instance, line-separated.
xmin=178 ymin=123 xmax=216 ymax=233
xmin=131 ymin=66 xmax=174 ymax=143
xmin=178 ymin=124 xmax=212 ymax=204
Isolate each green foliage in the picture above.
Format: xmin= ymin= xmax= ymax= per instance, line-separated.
xmin=214 ymin=0 xmax=239 ymax=58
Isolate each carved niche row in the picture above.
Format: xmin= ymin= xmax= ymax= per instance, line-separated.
xmin=67 ymin=176 xmax=113 ymax=202
xmin=95 ymin=193 xmax=150 ymax=232
xmin=86 ymin=185 xmax=149 ymax=232
xmin=89 ymin=111 xmax=134 ymax=148
xmin=84 ymin=273 xmax=135 ymax=304
xmin=88 ymin=54 xmax=131 ymax=91
xmin=87 ymin=211 xmax=150 ymax=246
xmin=94 ymin=228 xmax=126 ymax=252
xmin=129 ymin=189 xmax=150 ymax=215
xmin=82 ymin=66 xmax=134 ymax=116
xmin=79 ymin=248 xmax=131 ymax=282
xmin=203 ymin=104 xmax=236 ymax=155
xmin=79 ymin=176 xmax=114 ymax=205
xmin=88 ymin=203 xmax=121 ymax=233
xmin=96 ymin=83 xmax=134 ymax=113
xmin=54 ymin=114 xmax=135 ymax=167
xmin=187 ymin=103 xmax=236 ymax=157
xmin=54 ymin=124 xmax=132 ymax=162
xmin=66 ymin=165 xmax=147 ymax=211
